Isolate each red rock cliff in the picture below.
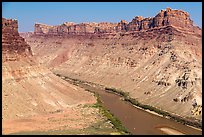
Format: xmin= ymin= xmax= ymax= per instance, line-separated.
xmin=34 ymin=8 xmax=201 ymax=35
xmin=2 ymin=18 xmax=32 ymax=62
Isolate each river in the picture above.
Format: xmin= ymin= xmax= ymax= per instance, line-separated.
xmin=61 ymin=76 xmax=202 ymax=135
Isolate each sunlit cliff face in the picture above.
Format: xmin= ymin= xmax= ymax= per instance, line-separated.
xmin=33 ymin=8 xmax=200 ymax=35
xmin=22 ymin=8 xmax=202 ymax=121
xmin=2 ymin=18 xmax=96 ymax=121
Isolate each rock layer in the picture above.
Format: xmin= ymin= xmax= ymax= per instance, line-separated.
xmin=2 ymin=18 xmax=102 ymax=134
xmin=24 ymin=8 xmax=202 ymax=124
xmin=2 ymin=18 xmax=32 ymax=62
xmin=34 ymin=8 xmax=201 ymax=35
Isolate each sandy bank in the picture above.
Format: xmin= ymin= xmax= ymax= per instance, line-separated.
xmin=159 ymin=127 xmax=185 ymax=135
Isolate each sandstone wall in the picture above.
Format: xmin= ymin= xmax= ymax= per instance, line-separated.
xmin=2 ymin=18 xmax=32 ymax=62
xmin=2 ymin=18 xmax=18 ymax=34
xmin=34 ymin=8 xmax=201 ymax=35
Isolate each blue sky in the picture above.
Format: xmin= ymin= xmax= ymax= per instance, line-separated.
xmin=2 ymin=2 xmax=202 ymax=32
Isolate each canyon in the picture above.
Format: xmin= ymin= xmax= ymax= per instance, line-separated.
xmin=2 ymin=7 xmax=202 ymax=134
xmin=2 ymin=18 xmax=119 ymax=135
xmin=23 ymin=7 xmax=202 ymax=122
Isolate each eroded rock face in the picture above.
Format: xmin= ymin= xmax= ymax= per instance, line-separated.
xmin=2 ymin=18 xmax=97 ymax=131
xmin=24 ymin=8 xmax=202 ymax=123
xmin=127 ymin=7 xmax=200 ymax=33
xmin=34 ymin=8 xmax=201 ymax=35
xmin=2 ymin=18 xmax=32 ymax=62
xmin=116 ymin=20 xmax=128 ymax=32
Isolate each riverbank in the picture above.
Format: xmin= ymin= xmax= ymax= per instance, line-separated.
xmin=3 ymin=76 xmax=126 ymax=135
xmin=4 ymin=104 xmax=119 ymax=135
xmin=85 ymin=89 xmax=131 ymax=135
xmin=104 ymin=87 xmax=202 ymax=130
xmin=54 ymin=73 xmax=202 ymax=131
xmin=159 ymin=127 xmax=185 ymax=135
xmin=54 ymin=73 xmax=130 ymax=135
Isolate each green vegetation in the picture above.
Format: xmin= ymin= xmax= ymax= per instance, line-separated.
xmin=92 ymin=92 xmax=130 ymax=135
xmin=105 ymin=87 xmax=202 ymax=129
xmin=54 ymin=73 xmax=202 ymax=130
xmin=84 ymin=88 xmax=130 ymax=134
xmin=105 ymin=87 xmax=129 ymax=98
xmin=53 ymin=73 xmax=131 ymax=135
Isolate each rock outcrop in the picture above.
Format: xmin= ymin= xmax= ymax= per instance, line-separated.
xmin=23 ymin=7 xmax=202 ymax=126
xmin=34 ymin=8 xmax=201 ymax=35
xmin=2 ymin=18 xmax=32 ymax=62
xmin=2 ymin=18 xmax=103 ymax=134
